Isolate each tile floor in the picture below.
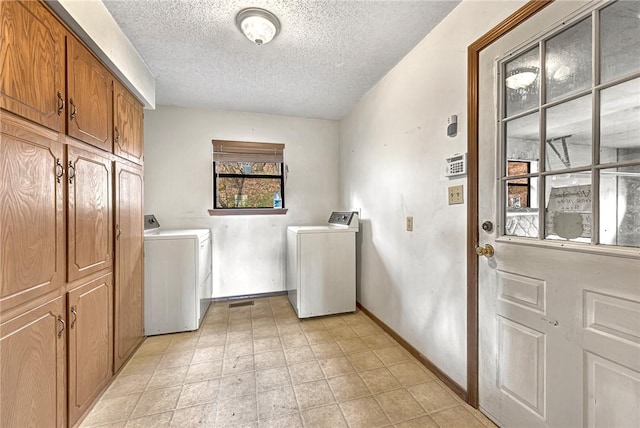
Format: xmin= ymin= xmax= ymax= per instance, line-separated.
xmin=82 ymin=296 xmax=496 ymax=427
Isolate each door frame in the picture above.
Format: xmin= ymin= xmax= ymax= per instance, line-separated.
xmin=466 ymin=0 xmax=554 ymax=408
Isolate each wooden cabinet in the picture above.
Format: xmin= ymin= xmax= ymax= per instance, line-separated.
xmin=66 ymin=37 xmax=113 ymax=151
xmin=0 ymin=0 xmax=66 ymax=132
xmin=0 ymin=113 xmax=65 ymax=313
xmin=0 ymin=296 xmax=66 ymax=428
xmin=67 ymin=146 xmax=113 ymax=282
xmin=113 ymin=163 xmax=144 ymax=371
xmin=67 ymin=274 xmax=113 ymax=426
xmin=114 ymin=81 xmax=144 ymax=165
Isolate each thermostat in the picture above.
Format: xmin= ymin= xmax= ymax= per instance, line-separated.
xmin=445 ymin=153 xmax=467 ymax=177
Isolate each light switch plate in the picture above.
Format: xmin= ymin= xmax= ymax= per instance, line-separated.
xmin=406 ymin=216 xmax=413 ymax=231
xmin=448 ymin=185 xmax=464 ymax=205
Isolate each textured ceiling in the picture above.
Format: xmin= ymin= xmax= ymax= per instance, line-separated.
xmin=102 ymin=0 xmax=460 ymax=120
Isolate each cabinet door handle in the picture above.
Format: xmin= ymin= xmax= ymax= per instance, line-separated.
xmin=114 ymin=126 xmax=120 ymax=143
xmin=68 ymin=161 xmax=75 ymax=184
xmin=57 ymin=91 xmax=65 ymax=116
xmin=55 ymin=158 xmax=64 ymax=183
xmin=70 ymin=306 xmax=77 ymax=329
xmin=116 ymin=224 xmax=122 ymax=240
xmin=57 ymin=315 xmax=65 ymax=339
xmin=69 ymin=98 xmax=77 ymax=120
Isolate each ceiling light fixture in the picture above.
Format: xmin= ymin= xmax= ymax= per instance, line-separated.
xmin=236 ymin=8 xmax=281 ymax=46
xmin=505 ymin=67 xmax=538 ymax=90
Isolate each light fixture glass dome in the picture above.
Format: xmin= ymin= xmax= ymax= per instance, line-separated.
xmin=236 ymin=8 xmax=280 ymax=46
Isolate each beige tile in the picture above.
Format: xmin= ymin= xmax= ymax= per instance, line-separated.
xmin=224 ymin=340 xmax=254 ymax=359
xmin=157 ymin=350 xmax=194 ymax=370
xmin=469 ymin=406 xmax=499 ymax=427
xmin=336 ymin=337 xmax=369 ymax=354
xmin=256 ymin=366 xmax=291 ymax=392
xmin=257 ymin=385 xmax=299 ymax=420
xmin=408 ymin=380 xmax=459 ymax=413
xmin=135 ymin=339 xmax=171 ymax=357
xmin=395 ymin=415 xmax=439 ymax=428
xmin=361 ymin=333 xmax=394 ymax=350
xmin=167 ymin=337 xmax=199 ymax=352
xmin=254 ymin=337 xmax=282 ymax=353
xmin=120 ymin=355 xmax=162 ymax=375
xmin=184 ymin=360 xmax=223 ymax=383
xmin=318 ymin=356 xmax=355 ymax=378
xmin=376 ymin=388 xmax=425 ymax=423
xmin=388 ymin=361 xmax=434 ymax=387
xmin=347 ymin=350 xmax=384 ymax=372
xmin=227 ymin=329 xmax=253 ymax=343
xmin=191 ymin=345 xmax=225 ymax=364
xmin=284 ymin=345 xmax=316 ymax=364
xmin=301 ymin=404 xmax=348 ymax=428
xmin=254 ymin=349 xmax=286 ymax=370
xmin=81 ymin=393 xmax=140 ymax=426
xmin=200 ymin=323 xmax=227 ymax=336
xmin=289 ymin=360 xmax=324 ymax=384
xmin=305 ymin=330 xmax=334 ymax=345
xmin=339 ymin=396 xmax=390 ymax=428
xmin=82 ymin=421 xmax=126 ymax=428
xmin=275 ymin=313 xmax=298 ymax=324
xmin=130 ymin=386 xmax=181 ymax=418
xmin=251 ymin=316 xmax=276 ymax=327
xmin=294 ymin=379 xmax=335 ymax=410
xmin=124 ymin=411 xmax=173 ymax=428
xmin=327 ymin=373 xmax=369 ymax=402
xmin=351 ymin=323 xmax=381 ymax=337
xmin=300 ymin=318 xmax=326 ymax=332
xmin=430 ymin=405 xmax=486 ymax=428
xmin=102 ymin=372 xmax=152 ymax=398
xmin=216 ymin=393 xmax=257 ymax=426
xmin=359 ymin=367 xmax=401 ymax=394
xmin=228 ymin=320 xmax=252 ymax=332
xmin=196 ymin=333 xmax=226 ymax=349
xmin=310 ymin=342 xmax=344 ymax=360
xmin=322 ymin=317 xmax=347 ymax=329
xmin=170 ymin=403 xmax=216 ymax=427
xmin=253 ymin=325 xmax=278 ymax=339
xmin=328 ymin=326 xmax=358 ymax=340
xmin=277 ymin=323 xmax=302 ymax=335
xmin=372 ymin=346 xmax=411 ymax=366
xmin=222 ymin=354 xmax=255 ymax=376
xmin=146 ymin=366 xmax=189 ymax=391
xmin=219 ymin=371 xmax=257 ymax=398
xmin=177 ymin=379 xmax=219 ymax=408
xmin=281 ymin=332 xmax=309 ymax=349
xmin=258 ymin=412 xmax=303 ymax=428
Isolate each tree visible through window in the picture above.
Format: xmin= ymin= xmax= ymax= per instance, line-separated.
xmin=212 ymin=140 xmax=285 ymax=210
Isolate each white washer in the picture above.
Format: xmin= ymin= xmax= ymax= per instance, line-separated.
xmin=287 ymin=212 xmax=359 ymax=318
xmin=144 ymin=215 xmax=212 ymax=335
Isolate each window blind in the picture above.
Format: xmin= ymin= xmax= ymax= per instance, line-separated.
xmin=212 ymin=140 xmax=284 ymax=163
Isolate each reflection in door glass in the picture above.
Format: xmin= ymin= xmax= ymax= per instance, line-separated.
xmin=600 ymin=1 xmax=640 ymax=83
xmin=505 ymin=47 xmax=540 ymax=117
xmin=600 ymin=166 xmax=640 ymax=248
xmin=505 ymin=177 xmax=539 ymax=238
xmin=544 ymin=172 xmax=592 ymax=243
xmin=600 ymin=78 xmax=640 ymax=164
xmin=505 ymin=113 xmax=539 ymax=175
xmin=546 ymin=17 xmax=592 ymax=102
xmin=545 ymin=95 xmax=592 ymax=171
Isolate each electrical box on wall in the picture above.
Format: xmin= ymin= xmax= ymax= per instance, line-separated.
xmin=445 ymin=153 xmax=467 ymax=178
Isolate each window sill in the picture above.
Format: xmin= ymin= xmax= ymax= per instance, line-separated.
xmin=208 ymin=208 xmax=288 ymax=216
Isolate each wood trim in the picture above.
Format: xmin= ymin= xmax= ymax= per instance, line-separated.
xmin=356 ymin=302 xmax=467 ymax=401
xmin=466 ymin=0 xmax=554 ymax=408
xmin=208 ymin=208 xmax=288 ymax=216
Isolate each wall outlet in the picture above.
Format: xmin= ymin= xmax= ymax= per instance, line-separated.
xmin=448 ymin=185 xmax=464 ymax=205
xmin=406 ymin=216 xmax=414 ymax=231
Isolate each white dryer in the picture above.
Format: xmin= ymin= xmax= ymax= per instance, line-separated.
xmin=144 ymin=215 xmax=212 ymax=335
xmin=287 ymin=212 xmax=359 ymax=318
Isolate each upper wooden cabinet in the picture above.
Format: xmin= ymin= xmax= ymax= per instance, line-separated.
xmin=114 ymin=81 xmax=144 ymax=165
xmin=0 ymin=296 xmax=66 ymax=428
xmin=67 ymin=146 xmax=113 ymax=282
xmin=67 ymin=37 xmax=113 ymax=152
xmin=0 ymin=113 xmax=65 ymax=313
xmin=0 ymin=0 xmax=66 ymax=132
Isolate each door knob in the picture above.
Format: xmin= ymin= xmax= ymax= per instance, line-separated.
xmin=475 ymin=243 xmax=495 ymax=258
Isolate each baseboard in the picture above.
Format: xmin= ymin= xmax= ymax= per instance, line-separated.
xmin=211 ymin=290 xmax=288 ymax=303
xmin=356 ymin=302 xmax=468 ymax=402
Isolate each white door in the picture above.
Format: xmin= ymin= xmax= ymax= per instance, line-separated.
xmin=478 ymin=1 xmax=640 ymax=427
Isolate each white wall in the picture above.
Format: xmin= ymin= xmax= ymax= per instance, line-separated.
xmin=339 ymin=0 xmax=526 ymax=387
xmin=144 ymin=105 xmax=340 ymax=298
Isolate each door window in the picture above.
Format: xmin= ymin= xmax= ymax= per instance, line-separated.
xmin=499 ymin=0 xmax=640 ymax=248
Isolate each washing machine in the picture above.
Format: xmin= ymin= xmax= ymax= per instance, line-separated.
xmin=287 ymin=211 xmax=359 ymax=318
xmin=144 ymin=215 xmax=212 ymax=335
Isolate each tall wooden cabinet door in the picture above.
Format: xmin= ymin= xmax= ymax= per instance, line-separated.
xmin=67 ymin=146 xmax=113 ymax=282
xmin=0 ymin=296 xmax=66 ymax=428
xmin=0 ymin=0 xmax=66 ymax=132
xmin=113 ymin=163 xmax=144 ymax=371
xmin=0 ymin=114 xmax=65 ymax=313
xmin=66 ymin=37 xmax=113 ymax=151
xmin=114 ymin=82 xmax=144 ymax=165
xmin=67 ymin=274 xmax=113 ymax=426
